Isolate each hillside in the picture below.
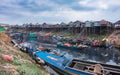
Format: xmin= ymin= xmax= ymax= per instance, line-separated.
xmin=0 ymin=32 xmax=49 ymax=75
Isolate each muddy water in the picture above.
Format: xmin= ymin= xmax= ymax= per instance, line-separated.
xmin=21 ymin=41 xmax=120 ymax=66
xmin=60 ymin=47 xmax=120 ymax=66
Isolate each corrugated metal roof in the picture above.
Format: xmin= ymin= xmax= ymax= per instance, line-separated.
xmin=99 ymin=20 xmax=108 ymax=25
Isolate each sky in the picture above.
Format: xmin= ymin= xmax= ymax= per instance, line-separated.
xmin=0 ymin=0 xmax=120 ymax=25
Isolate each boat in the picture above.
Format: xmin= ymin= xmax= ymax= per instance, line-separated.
xmin=33 ymin=49 xmax=120 ymax=75
xmin=33 ymin=50 xmax=93 ymax=75
xmin=57 ymin=43 xmax=88 ymax=51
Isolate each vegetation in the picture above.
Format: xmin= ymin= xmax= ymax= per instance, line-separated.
xmin=17 ymin=62 xmax=46 ymax=75
xmin=0 ymin=49 xmax=3 ymax=53
xmin=118 ymin=35 xmax=120 ymax=39
xmin=13 ymin=58 xmax=46 ymax=75
xmin=0 ymin=33 xmax=48 ymax=75
xmin=0 ymin=55 xmax=48 ymax=75
xmin=0 ymin=70 xmax=13 ymax=75
xmin=63 ymin=32 xmax=71 ymax=37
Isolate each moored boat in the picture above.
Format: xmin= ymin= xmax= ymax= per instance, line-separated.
xmin=33 ymin=49 xmax=120 ymax=75
xmin=57 ymin=43 xmax=88 ymax=51
xmin=33 ymin=50 xmax=93 ymax=75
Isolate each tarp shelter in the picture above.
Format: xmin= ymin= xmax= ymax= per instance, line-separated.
xmin=29 ymin=33 xmax=36 ymax=37
xmin=29 ymin=33 xmax=36 ymax=41
xmin=0 ymin=27 xmax=5 ymax=32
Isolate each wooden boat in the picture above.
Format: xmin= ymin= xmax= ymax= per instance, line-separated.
xmin=33 ymin=50 xmax=120 ymax=75
xmin=57 ymin=43 xmax=88 ymax=50
xmin=69 ymin=59 xmax=120 ymax=75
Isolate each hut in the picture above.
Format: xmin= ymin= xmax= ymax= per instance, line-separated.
xmin=114 ymin=20 xmax=120 ymax=29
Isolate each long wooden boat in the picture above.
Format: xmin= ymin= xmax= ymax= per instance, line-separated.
xmin=33 ymin=50 xmax=120 ymax=75
xmin=57 ymin=44 xmax=88 ymax=50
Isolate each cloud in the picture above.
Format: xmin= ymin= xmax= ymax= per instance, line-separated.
xmin=78 ymin=0 xmax=120 ymax=10
xmin=0 ymin=0 xmax=120 ymax=24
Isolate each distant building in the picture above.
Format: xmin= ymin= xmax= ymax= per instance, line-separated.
xmin=85 ymin=21 xmax=93 ymax=27
xmin=114 ymin=20 xmax=120 ymax=29
xmin=91 ymin=20 xmax=113 ymax=35
xmin=85 ymin=21 xmax=94 ymax=35
xmin=0 ymin=23 xmax=9 ymax=30
xmin=99 ymin=20 xmax=113 ymax=35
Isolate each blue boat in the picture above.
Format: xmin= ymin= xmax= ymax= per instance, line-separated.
xmin=33 ymin=50 xmax=94 ymax=75
xmin=33 ymin=49 xmax=120 ymax=75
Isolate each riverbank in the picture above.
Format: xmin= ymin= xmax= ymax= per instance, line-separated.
xmin=0 ymin=32 xmax=49 ymax=75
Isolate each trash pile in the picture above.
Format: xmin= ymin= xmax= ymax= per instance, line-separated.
xmin=108 ymin=30 xmax=120 ymax=48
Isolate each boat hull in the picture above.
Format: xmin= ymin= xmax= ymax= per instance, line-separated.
xmin=46 ymin=62 xmax=71 ymax=75
xmin=57 ymin=44 xmax=81 ymax=51
xmin=34 ymin=51 xmax=94 ymax=75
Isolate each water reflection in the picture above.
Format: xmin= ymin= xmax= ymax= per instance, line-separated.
xmin=62 ymin=47 xmax=120 ymax=66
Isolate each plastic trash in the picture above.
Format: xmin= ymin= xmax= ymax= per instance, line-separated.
xmin=1 ymin=54 xmax=13 ymax=61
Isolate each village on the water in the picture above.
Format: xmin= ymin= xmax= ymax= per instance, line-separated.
xmin=0 ymin=19 xmax=120 ymax=75
xmin=0 ymin=0 xmax=120 ymax=75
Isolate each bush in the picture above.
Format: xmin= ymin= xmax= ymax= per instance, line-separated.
xmin=64 ymin=32 xmax=71 ymax=37
xmin=118 ymin=36 xmax=120 ymax=39
xmin=17 ymin=62 xmax=46 ymax=75
xmin=13 ymin=58 xmax=23 ymax=65
xmin=0 ymin=70 xmax=13 ymax=75
xmin=0 ymin=49 xmax=2 ymax=53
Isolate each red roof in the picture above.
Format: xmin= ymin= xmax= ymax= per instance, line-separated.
xmin=99 ymin=20 xmax=108 ymax=25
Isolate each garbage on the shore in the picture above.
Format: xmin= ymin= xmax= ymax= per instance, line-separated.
xmin=1 ymin=54 xmax=14 ymax=61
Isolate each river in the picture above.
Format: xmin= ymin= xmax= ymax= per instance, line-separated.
xmin=10 ymin=33 xmax=120 ymax=67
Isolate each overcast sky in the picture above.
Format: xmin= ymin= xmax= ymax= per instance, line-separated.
xmin=0 ymin=0 xmax=120 ymax=25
